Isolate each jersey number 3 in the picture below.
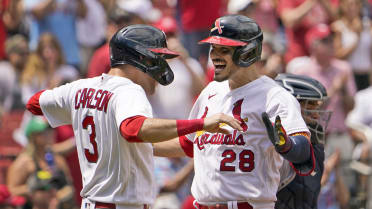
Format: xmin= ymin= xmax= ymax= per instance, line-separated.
xmin=82 ymin=116 xmax=98 ymax=163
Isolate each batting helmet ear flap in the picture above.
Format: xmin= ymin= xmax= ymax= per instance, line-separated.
xmin=145 ymin=59 xmax=174 ymax=85
xmin=232 ymin=39 xmax=262 ymax=67
xmin=120 ymin=40 xmax=175 ymax=85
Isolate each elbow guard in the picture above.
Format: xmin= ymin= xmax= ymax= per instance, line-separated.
xmin=280 ymin=135 xmax=315 ymax=176
xmin=281 ymin=135 xmax=310 ymax=163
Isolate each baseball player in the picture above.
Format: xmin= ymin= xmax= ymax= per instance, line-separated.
xmin=25 ymin=25 xmax=243 ymax=209
xmin=274 ymin=73 xmax=332 ymax=209
xmin=153 ymin=15 xmax=316 ymax=209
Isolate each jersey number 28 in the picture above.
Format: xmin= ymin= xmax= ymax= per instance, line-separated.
xmin=220 ymin=149 xmax=254 ymax=172
xmin=220 ymin=99 xmax=253 ymax=172
xmin=82 ymin=116 xmax=98 ymax=163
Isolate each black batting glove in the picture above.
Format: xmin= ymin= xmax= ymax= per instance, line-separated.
xmin=261 ymin=112 xmax=292 ymax=153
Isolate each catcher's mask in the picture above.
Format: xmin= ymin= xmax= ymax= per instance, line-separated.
xmin=275 ymin=73 xmax=332 ymax=144
xmin=199 ymin=15 xmax=263 ymax=67
xmin=110 ymin=24 xmax=179 ymax=85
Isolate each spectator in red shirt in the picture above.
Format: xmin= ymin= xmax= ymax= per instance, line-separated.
xmin=177 ymin=0 xmax=227 ymax=70
xmin=277 ymin=0 xmax=338 ymax=63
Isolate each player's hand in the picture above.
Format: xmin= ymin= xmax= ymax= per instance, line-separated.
xmin=203 ymin=113 xmax=243 ymax=134
xmin=261 ymin=112 xmax=292 ymax=153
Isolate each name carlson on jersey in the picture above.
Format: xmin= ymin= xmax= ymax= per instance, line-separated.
xmin=195 ymin=129 xmax=245 ymax=150
xmin=74 ymin=88 xmax=114 ymax=113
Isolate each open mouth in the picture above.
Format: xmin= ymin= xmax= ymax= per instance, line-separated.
xmin=214 ymin=64 xmax=226 ymax=72
xmin=213 ymin=59 xmax=226 ymax=72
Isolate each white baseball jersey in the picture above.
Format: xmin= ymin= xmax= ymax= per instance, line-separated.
xmin=185 ymin=76 xmax=309 ymax=208
xmin=39 ymin=74 xmax=155 ymax=205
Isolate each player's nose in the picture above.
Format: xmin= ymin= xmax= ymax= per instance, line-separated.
xmin=309 ymin=111 xmax=320 ymax=120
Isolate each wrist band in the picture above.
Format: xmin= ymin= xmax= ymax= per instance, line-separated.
xmin=176 ymin=119 xmax=204 ymax=136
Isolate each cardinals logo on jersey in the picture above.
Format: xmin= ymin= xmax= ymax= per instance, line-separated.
xmin=233 ymin=99 xmax=248 ymax=132
xmin=195 ymin=129 xmax=246 ymax=150
xmin=194 ymin=99 xmax=248 ymax=150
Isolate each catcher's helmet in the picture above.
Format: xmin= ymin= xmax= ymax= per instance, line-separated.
xmin=275 ymin=73 xmax=332 ymax=144
xmin=110 ymin=24 xmax=179 ymax=85
xmin=275 ymin=73 xmax=328 ymax=100
xmin=199 ymin=15 xmax=263 ymax=67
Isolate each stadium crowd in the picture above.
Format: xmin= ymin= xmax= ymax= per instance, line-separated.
xmin=1 ymin=0 xmax=372 ymax=208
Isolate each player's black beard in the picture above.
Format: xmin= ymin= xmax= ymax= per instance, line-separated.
xmin=308 ymin=123 xmax=324 ymax=144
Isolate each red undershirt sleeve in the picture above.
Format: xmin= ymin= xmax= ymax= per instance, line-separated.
xmin=26 ymin=90 xmax=46 ymax=115
xmin=176 ymin=119 xmax=204 ymax=136
xmin=179 ymin=135 xmax=194 ymax=158
xmin=120 ymin=115 xmax=147 ymax=143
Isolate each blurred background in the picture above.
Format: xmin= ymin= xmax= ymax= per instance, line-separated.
xmin=1 ymin=0 xmax=372 ymax=208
